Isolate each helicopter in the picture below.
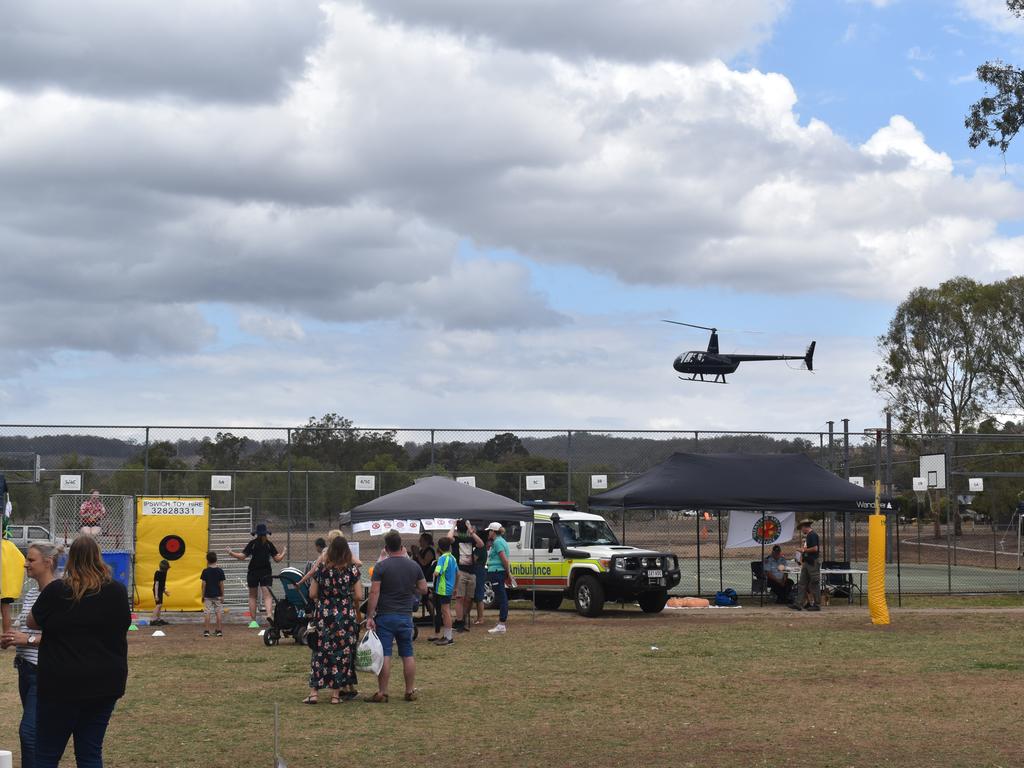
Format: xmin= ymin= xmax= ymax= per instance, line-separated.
xmin=664 ymin=321 xmax=816 ymax=384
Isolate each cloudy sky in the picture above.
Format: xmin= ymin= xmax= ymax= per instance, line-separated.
xmin=1 ymin=0 xmax=1023 ymax=433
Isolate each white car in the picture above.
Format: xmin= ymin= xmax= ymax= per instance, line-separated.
xmin=6 ymin=524 xmax=53 ymax=552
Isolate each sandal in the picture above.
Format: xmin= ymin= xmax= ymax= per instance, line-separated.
xmin=301 ymin=695 xmax=318 ymax=705
xmin=342 ymin=690 xmax=359 ymax=701
xmin=330 ymin=693 xmax=342 ymax=704
xmin=363 ymin=692 xmax=389 ymax=703
xmin=404 ymin=689 xmax=418 ymax=702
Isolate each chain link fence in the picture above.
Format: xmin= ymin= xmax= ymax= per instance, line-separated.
xmin=2 ymin=423 xmax=1023 ymax=598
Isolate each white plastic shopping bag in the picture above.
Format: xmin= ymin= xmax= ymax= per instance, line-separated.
xmin=356 ymin=630 xmax=384 ymax=675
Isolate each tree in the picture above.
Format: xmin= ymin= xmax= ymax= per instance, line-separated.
xmin=983 ymin=277 xmax=1024 ymax=413
xmin=872 ymin=277 xmax=994 ymax=434
xmin=966 ymin=1 xmax=1024 ymax=153
xmin=479 ymin=432 xmax=529 ymax=463
xmin=198 ymin=432 xmax=251 ymax=469
xmin=292 ymin=413 xmax=406 ymax=470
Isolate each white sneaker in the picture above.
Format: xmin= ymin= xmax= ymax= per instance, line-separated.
xmin=488 ymin=624 xmax=507 ymax=634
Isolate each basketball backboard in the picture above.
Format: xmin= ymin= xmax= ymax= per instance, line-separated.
xmin=919 ymin=453 xmax=946 ymax=490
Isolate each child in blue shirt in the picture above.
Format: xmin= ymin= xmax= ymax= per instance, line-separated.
xmin=429 ymin=537 xmax=458 ymax=646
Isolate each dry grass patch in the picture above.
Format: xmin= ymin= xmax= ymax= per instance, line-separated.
xmin=2 ymin=607 xmax=1022 ymax=767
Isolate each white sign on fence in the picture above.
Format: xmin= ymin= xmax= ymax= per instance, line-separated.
xmin=912 ymin=477 xmax=927 ymax=492
xmin=590 ymin=475 xmax=608 ymax=489
xmin=211 ymin=475 xmax=232 ymax=491
xmin=526 ymin=475 xmax=545 ymax=491
xmin=969 ymin=478 xmax=984 ymax=492
xmin=355 ymin=475 xmax=376 ymax=491
xmin=849 ymin=476 xmax=864 ymax=488
xmin=59 ymin=475 xmax=81 ymax=492
xmin=456 ymin=476 xmax=476 ymax=487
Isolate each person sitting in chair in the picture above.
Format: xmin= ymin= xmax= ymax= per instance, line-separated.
xmin=763 ymin=545 xmax=794 ymax=604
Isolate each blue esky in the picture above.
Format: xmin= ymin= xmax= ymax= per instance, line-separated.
xmin=1 ymin=0 xmax=1023 ymax=432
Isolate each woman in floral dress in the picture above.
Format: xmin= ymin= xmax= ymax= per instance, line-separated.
xmin=304 ymin=536 xmax=362 ymax=704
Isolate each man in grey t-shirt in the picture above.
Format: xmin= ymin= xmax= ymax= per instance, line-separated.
xmin=366 ymin=530 xmax=428 ymax=702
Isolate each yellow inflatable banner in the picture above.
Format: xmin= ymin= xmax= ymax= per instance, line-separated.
xmin=135 ymin=497 xmax=209 ymax=611
xmin=1 ymin=539 xmax=25 ymax=601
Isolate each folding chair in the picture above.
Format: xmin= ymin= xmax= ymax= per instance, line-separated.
xmin=750 ymin=561 xmax=767 ymax=596
xmin=821 ymin=560 xmax=859 ymax=604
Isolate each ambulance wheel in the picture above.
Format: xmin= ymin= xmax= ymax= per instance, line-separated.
xmin=638 ymin=590 xmax=668 ymax=613
xmin=573 ymin=575 xmax=605 ymax=618
xmin=534 ymin=592 xmax=563 ymax=611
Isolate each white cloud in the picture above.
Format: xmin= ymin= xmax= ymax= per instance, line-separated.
xmin=360 ymin=0 xmax=791 ymax=63
xmin=3 ymin=320 xmax=885 ymax=433
xmin=0 ymin=0 xmax=326 ymax=102
xmin=238 ymin=312 xmax=307 ymax=342
xmin=957 ymin=0 xmax=1024 ymax=34
xmin=2 ymin=0 xmax=1024 ymax=431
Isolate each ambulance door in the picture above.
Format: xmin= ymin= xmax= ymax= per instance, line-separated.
xmin=523 ymin=520 xmax=564 ymax=589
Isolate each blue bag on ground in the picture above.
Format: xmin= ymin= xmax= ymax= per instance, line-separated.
xmin=714 ymin=588 xmax=738 ymax=606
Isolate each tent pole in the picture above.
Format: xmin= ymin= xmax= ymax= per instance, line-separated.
xmin=760 ymin=511 xmax=766 ymax=607
xmin=695 ymin=510 xmax=701 ymax=596
xmin=717 ymin=512 xmax=723 ymax=592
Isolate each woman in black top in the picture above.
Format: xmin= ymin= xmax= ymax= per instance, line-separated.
xmin=29 ymin=534 xmax=130 ymax=768
xmin=227 ymin=523 xmax=286 ymax=622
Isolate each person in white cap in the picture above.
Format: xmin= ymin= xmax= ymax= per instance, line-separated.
xmin=484 ymin=523 xmax=511 ymax=634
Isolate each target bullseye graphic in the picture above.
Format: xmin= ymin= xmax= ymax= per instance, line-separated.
xmin=158 ymin=534 xmax=186 ymax=560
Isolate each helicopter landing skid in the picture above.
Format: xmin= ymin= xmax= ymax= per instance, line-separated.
xmin=678 ymin=374 xmax=728 ymax=384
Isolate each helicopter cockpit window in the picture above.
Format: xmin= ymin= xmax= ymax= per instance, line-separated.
xmin=684 ymin=352 xmax=698 ymax=363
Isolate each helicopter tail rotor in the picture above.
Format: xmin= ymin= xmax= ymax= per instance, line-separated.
xmin=804 ymin=341 xmax=816 ymax=372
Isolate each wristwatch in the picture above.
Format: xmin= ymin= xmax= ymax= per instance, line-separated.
xmin=27 ymin=635 xmax=37 ymax=645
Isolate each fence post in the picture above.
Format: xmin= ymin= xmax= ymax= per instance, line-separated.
xmin=894 ymin=508 xmax=902 ymax=607
xmin=429 ymin=430 xmax=435 ymax=469
xmin=842 ymin=418 xmax=850 ymax=561
xmin=143 ymin=427 xmax=150 ymax=496
xmin=945 ymin=436 xmax=953 ymax=594
xmin=885 ymin=414 xmax=893 ymax=564
xmin=566 ymin=430 xmax=573 ymax=502
xmin=286 ymin=428 xmax=292 ymax=567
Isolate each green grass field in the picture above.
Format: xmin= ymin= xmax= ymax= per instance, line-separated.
xmin=3 ymin=604 xmax=1023 ymax=768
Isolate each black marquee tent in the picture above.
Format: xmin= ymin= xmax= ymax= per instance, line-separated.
xmin=348 ymin=475 xmax=533 ymax=524
xmin=588 ymin=452 xmax=891 ymax=514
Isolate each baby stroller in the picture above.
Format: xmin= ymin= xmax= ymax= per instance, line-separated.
xmin=264 ymin=567 xmax=313 ymax=647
